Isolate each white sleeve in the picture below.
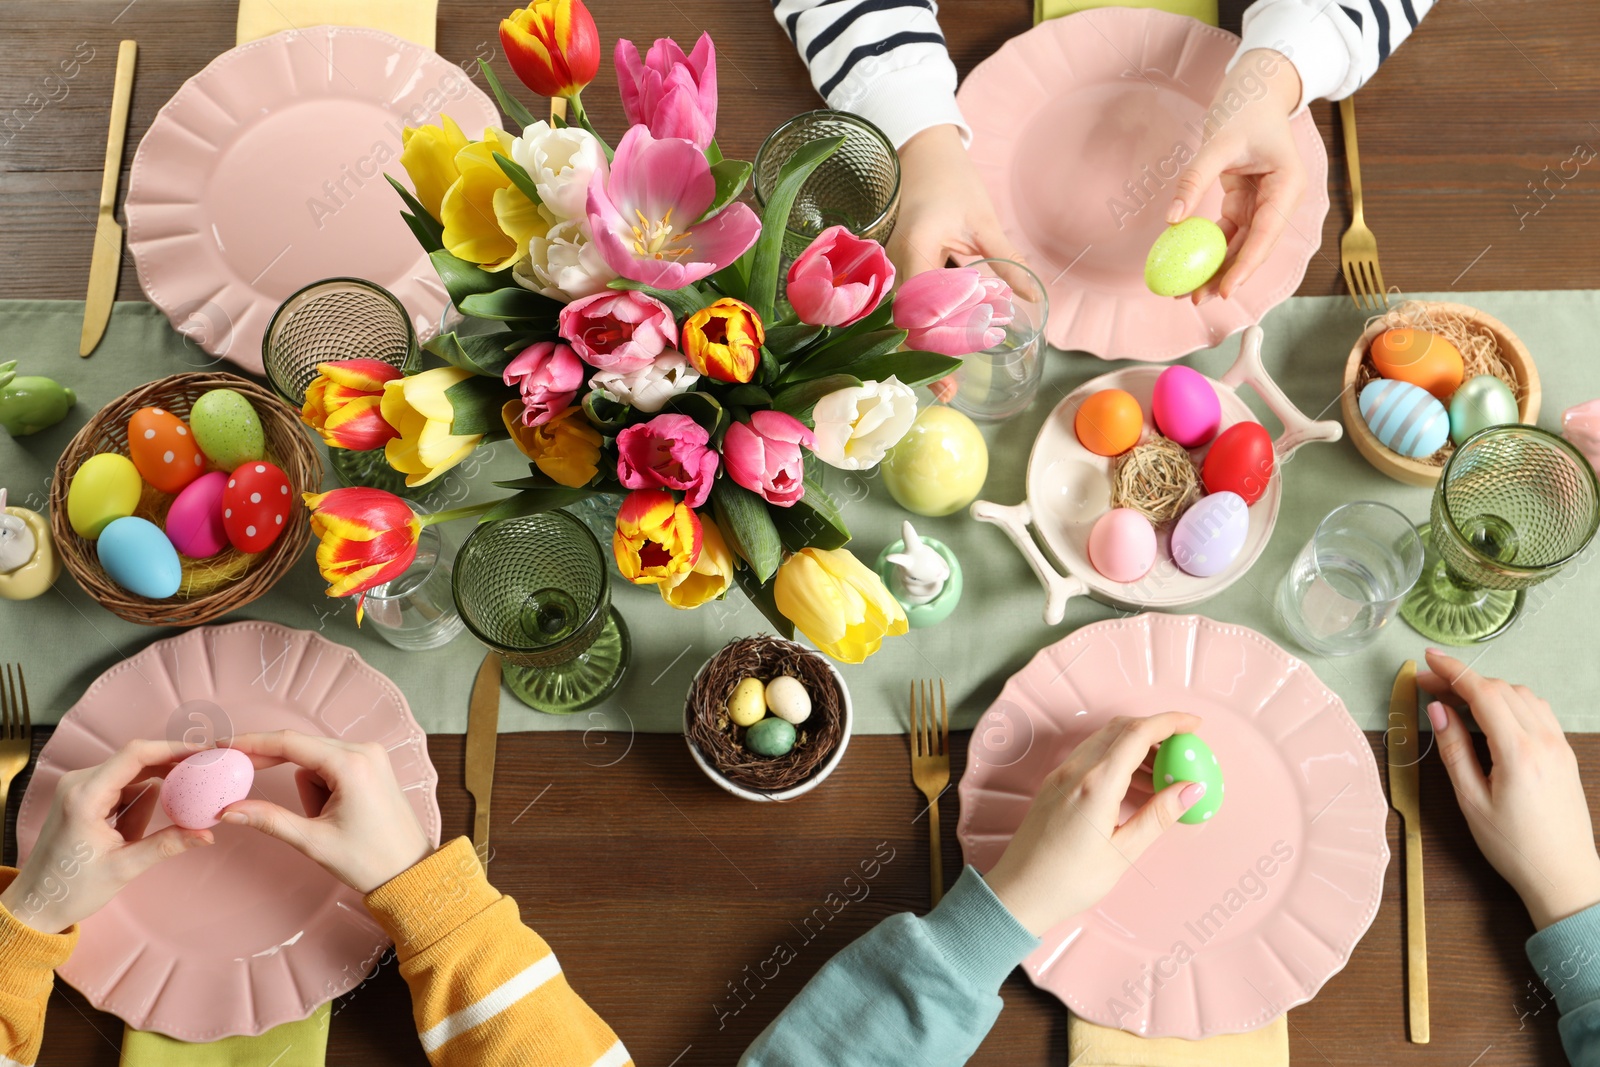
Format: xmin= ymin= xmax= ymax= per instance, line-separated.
xmin=769 ymin=0 xmax=971 ymax=148
xmin=1234 ymin=0 xmax=1439 ymax=108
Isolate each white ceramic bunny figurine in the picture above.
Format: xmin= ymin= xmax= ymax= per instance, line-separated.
xmin=0 ymin=489 xmax=36 ymax=575
xmin=885 ymin=520 xmax=950 ymax=606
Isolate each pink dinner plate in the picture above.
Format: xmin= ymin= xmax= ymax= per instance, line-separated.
xmin=958 ymin=9 xmax=1330 ymax=360
xmin=125 ymin=26 xmax=501 ymax=374
xmin=956 ymin=614 xmax=1388 ymax=1038
xmin=17 ymin=622 xmax=440 ymax=1040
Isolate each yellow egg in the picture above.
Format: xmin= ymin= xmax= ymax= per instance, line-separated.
xmin=1075 ymin=389 xmax=1143 ymax=456
xmin=67 ymin=453 xmax=143 ymax=539
xmin=727 ymin=677 xmax=767 ymax=727
xmin=1370 ymin=328 xmax=1464 ymax=401
xmin=881 ymin=406 xmax=989 ymax=517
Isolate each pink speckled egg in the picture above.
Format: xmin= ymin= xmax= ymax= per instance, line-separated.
xmin=165 ymin=471 xmax=230 ymax=559
xmin=160 ymin=747 xmax=254 ymax=830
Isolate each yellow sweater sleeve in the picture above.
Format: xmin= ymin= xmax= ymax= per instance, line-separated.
xmin=0 ymin=869 xmax=78 ymax=1067
xmin=364 ymin=837 xmax=631 ymax=1067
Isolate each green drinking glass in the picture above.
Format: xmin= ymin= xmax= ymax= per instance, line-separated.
xmin=452 ymin=512 xmax=631 ymax=713
xmin=1400 ymin=425 xmax=1599 ymax=644
xmin=755 ymin=109 xmax=901 ymax=260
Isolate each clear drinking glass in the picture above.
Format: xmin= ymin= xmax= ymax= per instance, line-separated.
xmin=948 ymin=259 xmax=1049 ymax=421
xmin=360 ymin=525 xmax=466 ymax=651
xmin=754 ymin=110 xmax=901 ymax=259
xmin=1276 ymin=502 xmax=1425 ymax=656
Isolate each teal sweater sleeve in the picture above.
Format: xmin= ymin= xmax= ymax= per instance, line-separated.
xmin=1527 ymin=901 xmax=1600 ymax=1065
xmin=740 ymin=866 xmax=1040 ymax=1066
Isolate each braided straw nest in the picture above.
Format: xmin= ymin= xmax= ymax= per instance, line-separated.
xmin=48 ymin=372 xmax=322 ymax=626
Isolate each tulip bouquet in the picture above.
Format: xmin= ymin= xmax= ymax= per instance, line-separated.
xmin=299 ymin=0 xmax=1014 ymax=662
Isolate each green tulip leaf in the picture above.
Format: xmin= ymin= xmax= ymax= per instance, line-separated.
xmin=444 ymin=375 xmax=516 ymax=436
xmin=763 ymin=321 xmax=825 ymax=359
xmin=712 ymin=479 xmax=784 ymax=584
xmin=848 ymin=350 xmax=964 ymax=389
xmin=734 ymin=565 xmax=796 ymax=640
xmin=480 ymin=486 xmax=593 ymax=523
xmin=772 ymin=475 xmax=851 ymax=551
xmin=492 ymin=152 xmax=542 ymax=206
xmin=425 ymin=331 xmax=523 ymax=378
xmin=698 ymin=158 xmax=752 ymax=224
xmin=429 ymin=249 xmax=517 ymax=313
xmin=387 ymin=175 xmax=444 ymax=253
xmin=722 ymin=384 xmax=772 ymax=408
xmin=769 ymin=373 xmax=860 ymax=422
xmin=582 ymin=389 xmax=630 ymax=433
xmin=658 ymin=390 xmax=726 ymax=437
xmin=458 ymin=287 xmax=563 ymax=325
xmin=476 ymin=58 xmax=539 ymax=132
xmin=744 ymin=135 xmax=845 ymax=324
xmin=778 ymin=328 xmax=908 ymax=383
xmin=606 ymin=278 xmax=713 ymax=320
xmin=704 ymin=138 xmax=724 ymax=166
xmin=851 ymin=297 xmax=896 ymax=335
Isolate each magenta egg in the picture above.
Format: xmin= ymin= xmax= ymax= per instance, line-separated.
xmin=165 ymin=471 xmax=230 ymax=559
xmin=1151 ymin=365 xmax=1221 ymax=448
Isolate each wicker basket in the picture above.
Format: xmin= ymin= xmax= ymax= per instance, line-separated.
xmin=48 ymin=372 xmax=322 ymax=626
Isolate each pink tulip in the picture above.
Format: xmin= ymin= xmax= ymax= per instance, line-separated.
xmin=893 ymin=267 xmax=1015 ymax=357
xmin=558 ymin=290 xmax=677 ymax=373
xmin=503 ymin=341 xmax=586 ymax=427
xmin=587 ymin=125 xmax=761 ymax=288
xmin=615 ymin=413 xmax=720 ymax=508
xmin=722 ymin=410 xmax=815 ymax=507
xmin=615 ymin=34 xmax=717 ymax=150
xmin=785 ymin=225 xmax=895 ymax=328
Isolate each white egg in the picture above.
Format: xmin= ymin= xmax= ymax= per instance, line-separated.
xmin=765 ymin=675 xmax=813 ymax=725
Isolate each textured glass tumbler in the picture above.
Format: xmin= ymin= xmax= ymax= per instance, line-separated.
xmin=361 ymin=525 xmax=466 ymax=651
xmin=1276 ymin=502 xmax=1424 ymax=656
xmin=755 ymin=110 xmax=901 ymax=260
xmin=1401 ymin=426 xmax=1600 ymax=644
xmin=452 ymin=512 xmax=631 ymax=714
xmin=948 ymin=259 xmax=1049 ymax=421
xmin=262 ymin=277 xmax=419 ymax=496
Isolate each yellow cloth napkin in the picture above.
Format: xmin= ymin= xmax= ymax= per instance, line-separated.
xmin=1068 ymin=1013 xmax=1289 ymax=1066
xmin=237 ymin=0 xmax=438 ymax=48
xmin=121 ymin=1004 xmax=332 ymax=1066
xmin=1035 ymin=0 xmax=1218 ymax=28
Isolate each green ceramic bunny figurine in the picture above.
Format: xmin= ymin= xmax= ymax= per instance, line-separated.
xmin=0 ymin=360 xmax=75 ymax=436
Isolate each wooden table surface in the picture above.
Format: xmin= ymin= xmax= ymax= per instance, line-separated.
xmin=3 ymin=0 xmax=1595 ymax=1063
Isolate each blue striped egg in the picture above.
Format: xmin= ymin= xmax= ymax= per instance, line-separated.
xmin=1359 ymin=379 xmax=1450 ymax=458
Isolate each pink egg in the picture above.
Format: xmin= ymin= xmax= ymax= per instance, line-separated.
xmin=1151 ymin=365 xmax=1221 ymax=448
xmin=1088 ymin=508 xmax=1157 ymax=583
xmin=160 ymin=747 xmax=254 ymax=830
xmin=165 ymin=471 xmax=230 ymax=559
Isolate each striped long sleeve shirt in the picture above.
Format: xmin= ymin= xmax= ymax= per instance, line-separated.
xmin=772 ymin=0 xmax=1439 ymax=148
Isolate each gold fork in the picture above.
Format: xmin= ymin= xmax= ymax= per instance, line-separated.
xmin=1338 ymin=95 xmax=1388 ymax=311
xmin=910 ymin=679 xmax=950 ymax=907
xmin=0 ymin=666 xmax=33 ymax=866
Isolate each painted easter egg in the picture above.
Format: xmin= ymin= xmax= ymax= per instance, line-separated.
xmin=1151 ymin=365 xmax=1221 ymax=448
xmin=1201 ymin=422 xmax=1275 ymax=505
xmin=97 ymin=516 xmax=182 ymax=599
xmin=745 ymin=716 xmax=797 ymax=757
xmin=881 ymin=405 xmax=989 ymax=517
xmin=1370 ymin=328 xmax=1464 ymax=401
xmin=222 ymin=462 xmax=292 ymax=554
xmin=128 ymin=407 xmax=205 ymax=495
xmin=1074 ymin=389 xmax=1143 ymax=457
xmin=765 ymin=675 xmax=812 ymax=725
xmin=1153 ymin=732 xmax=1224 ymax=825
xmin=160 ymin=748 xmax=255 ymax=830
xmin=1449 ymin=375 xmax=1520 ymax=446
xmin=1144 ymin=218 xmax=1227 ymax=297
xmin=1088 ymin=508 xmax=1157 ymax=583
xmin=727 ymin=677 xmax=766 ymax=728
xmin=165 ymin=471 xmax=231 ymax=559
xmin=1359 ymin=379 xmax=1450 ymax=458
xmin=1170 ymin=492 xmax=1249 ymax=578
xmin=190 ymin=389 xmax=266 ymax=471
xmin=67 ymin=453 xmax=143 ymax=539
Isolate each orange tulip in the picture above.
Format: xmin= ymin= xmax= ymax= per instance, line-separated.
xmin=682 ymin=297 xmax=764 ymax=383
xmin=301 ymin=359 xmax=402 ymax=451
xmin=500 ymin=0 xmax=601 ymax=99
xmin=612 ymin=489 xmax=701 ymax=585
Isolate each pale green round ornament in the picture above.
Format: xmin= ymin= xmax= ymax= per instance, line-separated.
xmin=880 ymin=405 xmax=989 ymax=517
xmin=1448 ymin=374 xmax=1519 ymax=446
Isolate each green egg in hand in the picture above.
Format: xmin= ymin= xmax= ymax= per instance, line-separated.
xmin=1145 ymin=218 xmax=1228 ymax=297
xmin=1153 ymin=731 xmax=1224 ymax=824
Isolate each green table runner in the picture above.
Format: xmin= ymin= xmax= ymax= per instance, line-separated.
xmin=3 ymin=294 xmax=1598 ymax=734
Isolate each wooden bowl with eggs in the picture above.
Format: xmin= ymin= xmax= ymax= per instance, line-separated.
xmin=1342 ymin=302 xmax=1541 ymax=487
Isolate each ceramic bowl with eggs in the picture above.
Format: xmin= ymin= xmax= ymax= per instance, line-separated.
xmin=973 ymin=326 xmax=1343 ymax=622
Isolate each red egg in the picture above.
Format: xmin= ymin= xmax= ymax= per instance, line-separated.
xmin=128 ymin=407 xmax=205 ymax=494
xmin=222 ymin=461 xmax=292 ymax=553
xmin=1201 ymin=422 xmax=1275 ymax=505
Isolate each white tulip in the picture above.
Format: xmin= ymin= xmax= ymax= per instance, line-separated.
xmin=514 ymin=216 xmax=616 ymax=301
xmin=509 ymin=121 xmax=608 ymax=221
xmin=590 ymin=351 xmax=701 ymax=413
xmin=810 ymin=377 xmax=918 ymax=470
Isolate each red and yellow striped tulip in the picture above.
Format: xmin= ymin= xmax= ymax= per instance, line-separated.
xmin=500 ymin=0 xmax=601 ymax=99
xmin=301 ymin=359 xmax=403 ymax=451
xmin=303 ymin=488 xmax=422 ymax=623
xmin=682 ymin=297 xmax=763 ymax=383
xmin=612 ymin=489 xmax=702 ymax=585
xmin=659 ymin=514 xmax=734 ymax=609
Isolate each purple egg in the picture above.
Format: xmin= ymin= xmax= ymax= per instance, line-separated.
xmin=165 ymin=470 xmax=230 ymax=558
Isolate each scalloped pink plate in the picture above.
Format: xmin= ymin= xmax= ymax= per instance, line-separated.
xmin=956 ymin=614 xmax=1388 ymax=1038
xmin=957 ymin=9 xmax=1330 ymax=360
xmin=17 ymin=622 xmax=440 ymax=1040
xmin=125 ymin=26 xmax=501 ymax=373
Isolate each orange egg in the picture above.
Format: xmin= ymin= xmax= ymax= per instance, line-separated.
xmin=1074 ymin=389 xmax=1144 ymax=457
xmin=128 ymin=406 xmax=205 ymax=495
xmin=1370 ymin=328 xmax=1464 ymax=401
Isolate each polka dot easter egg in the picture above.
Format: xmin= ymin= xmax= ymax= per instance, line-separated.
xmin=222 ymin=462 xmax=291 ymax=554
xmin=190 ymin=389 xmax=265 ymax=471
xmin=1153 ymin=731 xmax=1223 ymax=825
xmin=160 ymin=747 xmax=254 ymax=830
xmin=128 ymin=407 xmax=205 ymax=495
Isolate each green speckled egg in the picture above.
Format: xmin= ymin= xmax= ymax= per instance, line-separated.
xmin=1145 ymin=218 xmax=1227 ymax=298
xmin=1153 ymin=731 xmax=1224 ymax=825
xmin=745 ymin=716 xmax=796 ymax=757
xmin=1448 ymin=375 xmax=1520 ymax=446
xmin=189 ymin=389 xmax=265 ymax=471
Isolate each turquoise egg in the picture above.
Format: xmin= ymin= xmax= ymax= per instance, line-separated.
xmin=745 ymin=716 xmax=796 ymax=757
xmin=1152 ymin=732 xmax=1224 ymax=825
xmin=1359 ymin=379 xmax=1450 ymax=458
xmin=1448 ymin=375 xmax=1520 ymax=446
xmin=97 ymin=516 xmax=182 ymax=599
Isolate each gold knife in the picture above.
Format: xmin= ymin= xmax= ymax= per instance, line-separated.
xmin=80 ymin=40 xmax=138 ymax=358
xmin=465 ymin=652 xmax=502 ymax=872
xmin=1386 ymin=659 xmax=1429 ymax=1043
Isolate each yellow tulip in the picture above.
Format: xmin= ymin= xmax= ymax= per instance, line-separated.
xmin=502 ymin=401 xmax=602 ymax=488
xmin=774 ymin=547 xmax=908 ymax=663
xmin=381 ymin=367 xmax=484 ymax=487
xmin=441 ymin=128 xmax=547 ymax=270
xmin=660 ymin=515 xmax=735 ymax=609
xmin=399 ymin=115 xmax=470 ymax=219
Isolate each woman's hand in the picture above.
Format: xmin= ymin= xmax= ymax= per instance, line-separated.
xmin=1167 ymin=49 xmax=1305 ymax=303
xmin=982 ymin=712 xmax=1207 ymax=936
xmin=886 ymin=123 xmax=1022 ymax=283
xmin=0 ymin=740 xmax=214 ymax=934
xmin=218 ymin=731 xmax=432 ymax=894
xmin=1419 ymin=650 xmax=1600 ymax=930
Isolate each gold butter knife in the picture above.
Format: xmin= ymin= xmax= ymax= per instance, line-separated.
xmin=81 ymin=40 xmax=137 ymax=358
xmin=465 ymin=652 xmax=501 ymax=872
xmin=1386 ymin=659 xmax=1429 ymax=1043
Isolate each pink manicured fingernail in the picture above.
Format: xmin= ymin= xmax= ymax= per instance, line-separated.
xmin=1425 ymin=647 xmax=1444 ymax=657
xmin=220 ymin=812 xmax=247 ymax=825
xmin=1166 ymin=200 xmax=1185 ymax=223
xmin=1180 ymin=781 xmax=1208 ymax=807
xmin=1427 ymin=701 xmax=1448 ymax=732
